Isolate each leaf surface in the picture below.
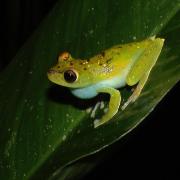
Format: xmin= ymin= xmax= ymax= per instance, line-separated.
xmin=0 ymin=0 xmax=179 ymax=179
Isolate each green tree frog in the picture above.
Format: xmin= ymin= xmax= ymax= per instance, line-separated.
xmin=47 ymin=37 xmax=164 ymax=128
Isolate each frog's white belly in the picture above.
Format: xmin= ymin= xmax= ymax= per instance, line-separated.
xmin=71 ymin=67 xmax=130 ymax=99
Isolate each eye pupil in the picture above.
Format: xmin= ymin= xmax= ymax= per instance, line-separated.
xmin=64 ymin=70 xmax=77 ymax=83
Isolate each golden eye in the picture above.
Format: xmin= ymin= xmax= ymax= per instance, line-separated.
xmin=64 ymin=69 xmax=78 ymax=83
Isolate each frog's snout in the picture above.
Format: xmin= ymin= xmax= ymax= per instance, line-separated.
xmin=47 ymin=69 xmax=60 ymax=81
xmin=47 ymin=68 xmax=60 ymax=83
xmin=47 ymin=69 xmax=57 ymax=74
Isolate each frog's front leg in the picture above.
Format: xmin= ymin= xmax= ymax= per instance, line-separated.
xmin=94 ymin=87 xmax=121 ymax=128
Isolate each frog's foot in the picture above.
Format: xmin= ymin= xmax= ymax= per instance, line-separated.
xmin=122 ymin=71 xmax=150 ymax=110
xmin=90 ymin=102 xmax=101 ymax=118
xmin=94 ymin=119 xmax=100 ymax=128
xmin=86 ymin=107 xmax=93 ymax=114
xmin=93 ymin=113 xmax=110 ymax=128
xmin=121 ymin=86 xmax=141 ymax=110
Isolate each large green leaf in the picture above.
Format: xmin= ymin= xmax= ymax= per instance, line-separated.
xmin=0 ymin=0 xmax=179 ymax=179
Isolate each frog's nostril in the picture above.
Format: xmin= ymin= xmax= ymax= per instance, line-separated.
xmin=48 ymin=69 xmax=57 ymax=74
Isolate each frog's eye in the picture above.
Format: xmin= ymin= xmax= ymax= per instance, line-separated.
xmin=58 ymin=52 xmax=70 ymax=62
xmin=64 ymin=69 xmax=78 ymax=83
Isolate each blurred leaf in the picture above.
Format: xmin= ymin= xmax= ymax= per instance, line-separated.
xmin=0 ymin=0 xmax=179 ymax=179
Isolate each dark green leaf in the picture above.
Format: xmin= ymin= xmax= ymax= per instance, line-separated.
xmin=0 ymin=0 xmax=179 ymax=179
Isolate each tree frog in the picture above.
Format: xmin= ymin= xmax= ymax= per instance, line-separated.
xmin=47 ymin=37 xmax=164 ymax=128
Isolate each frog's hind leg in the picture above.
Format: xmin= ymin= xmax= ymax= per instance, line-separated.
xmin=121 ymin=38 xmax=164 ymax=110
xmin=121 ymin=72 xmax=150 ymax=110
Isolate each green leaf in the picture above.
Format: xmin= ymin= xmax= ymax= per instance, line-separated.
xmin=0 ymin=0 xmax=179 ymax=179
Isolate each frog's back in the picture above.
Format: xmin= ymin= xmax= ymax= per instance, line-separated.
xmin=87 ymin=39 xmax=150 ymax=85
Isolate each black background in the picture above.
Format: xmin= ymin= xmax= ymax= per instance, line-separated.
xmin=0 ymin=0 xmax=179 ymax=179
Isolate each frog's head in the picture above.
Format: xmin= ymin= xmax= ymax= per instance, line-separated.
xmin=47 ymin=52 xmax=93 ymax=88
